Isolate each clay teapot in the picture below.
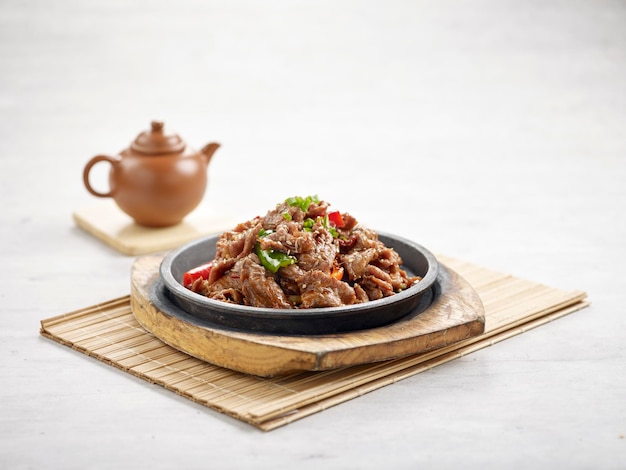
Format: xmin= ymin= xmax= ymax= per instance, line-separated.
xmin=83 ymin=121 xmax=220 ymax=227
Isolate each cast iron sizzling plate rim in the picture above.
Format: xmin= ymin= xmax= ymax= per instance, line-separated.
xmin=148 ymin=275 xmax=442 ymax=336
xmin=158 ymin=232 xmax=439 ymax=333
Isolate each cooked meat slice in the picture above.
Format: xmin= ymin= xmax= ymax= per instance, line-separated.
xmin=214 ymin=230 xmax=245 ymax=259
xmin=241 ymin=225 xmax=262 ymax=257
xmin=359 ymin=273 xmax=395 ymax=300
xmin=239 ymin=256 xmax=292 ymax=309
xmin=209 ymin=288 xmax=244 ymax=304
xmin=340 ymin=247 xmax=377 ymax=281
xmin=300 ymin=270 xmax=356 ymax=308
xmin=387 ymin=266 xmax=419 ymax=291
xmin=373 ymin=246 xmax=403 ymax=269
xmin=276 ymin=263 xmax=305 ymax=298
xmin=208 ymin=269 xmax=242 ymax=292
xmin=187 ymin=277 xmax=210 ymax=296
xmin=297 ymin=231 xmax=337 ymax=273
xmin=353 ymin=283 xmax=369 ymax=303
xmin=279 ymin=263 xmax=306 ymax=281
xmin=352 ymin=227 xmax=380 ymax=250
xmin=366 ymin=265 xmax=393 ymax=284
xmin=259 ymin=222 xmax=316 ymax=254
xmin=305 ymin=200 xmax=329 ymax=219
xmin=207 ymin=257 xmax=237 ymax=284
xmin=262 ymin=202 xmax=306 ymax=229
xmin=215 ymin=223 xmax=261 ymax=260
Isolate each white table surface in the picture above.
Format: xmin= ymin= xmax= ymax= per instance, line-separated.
xmin=1 ymin=1 xmax=625 ymax=468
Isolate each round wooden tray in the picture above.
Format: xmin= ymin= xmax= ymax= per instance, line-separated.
xmin=130 ymin=254 xmax=485 ymax=377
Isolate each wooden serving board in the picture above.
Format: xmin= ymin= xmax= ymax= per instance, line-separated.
xmin=73 ymin=201 xmax=238 ymax=255
xmin=130 ymin=254 xmax=485 ymax=377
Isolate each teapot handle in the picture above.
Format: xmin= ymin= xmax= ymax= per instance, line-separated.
xmin=83 ymin=154 xmax=118 ymax=198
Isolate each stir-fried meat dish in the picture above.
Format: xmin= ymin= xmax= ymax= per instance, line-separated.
xmin=183 ymin=195 xmax=419 ymax=309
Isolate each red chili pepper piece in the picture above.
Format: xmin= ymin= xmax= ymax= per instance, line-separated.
xmin=183 ymin=262 xmax=213 ymax=287
xmin=328 ymin=211 xmax=344 ymax=228
xmin=338 ymin=234 xmax=358 ymax=253
xmin=331 ymin=265 xmax=344 ymax=281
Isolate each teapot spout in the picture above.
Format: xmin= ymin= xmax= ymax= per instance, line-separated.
xmin=201 ymin=142 xmax=220 ymax=166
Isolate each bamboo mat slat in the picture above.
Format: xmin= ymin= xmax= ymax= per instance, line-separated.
xmin=40 ymin=257 xmax=589 ymax=431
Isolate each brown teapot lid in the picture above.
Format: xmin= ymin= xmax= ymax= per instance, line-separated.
xmin=131 ymin=121 xmax=186 ymax=155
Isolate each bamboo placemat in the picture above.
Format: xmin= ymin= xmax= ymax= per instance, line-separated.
xmin=40 ymin=255 xmax=589 ymax=431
